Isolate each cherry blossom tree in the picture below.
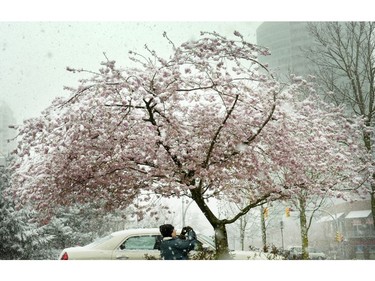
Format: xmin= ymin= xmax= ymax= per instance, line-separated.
xmin=10 ymin=31 xmax=371 ymax=259
xmin=305 ymin=22 xmax=375 ymax=228
xmin=267 ymin=79 xmax=372 ymax=259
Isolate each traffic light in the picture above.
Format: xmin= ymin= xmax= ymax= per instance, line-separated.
xmin=335 ymin=232 xmax=340 ymax=242
xmin=263 ymin=207 xmax=269 ymax=219
xmin=335 ymin=232 xmax=344 ymax=242
xmin=285 ymin=207 xmax=291 ymax=217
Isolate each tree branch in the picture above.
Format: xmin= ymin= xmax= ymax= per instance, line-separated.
xmin=202 ymin=94 xmax=239 ymax=168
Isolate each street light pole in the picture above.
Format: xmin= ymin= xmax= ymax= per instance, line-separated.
xmin=181 ymin=199 xmax=194 ymax=227
xmin=317 ymin=208 xmax=341 ymax=259
xmin=280 ymin=220 xmax=284 ymax=250
xmin=318 ymin=209 xmax=340 ymax=233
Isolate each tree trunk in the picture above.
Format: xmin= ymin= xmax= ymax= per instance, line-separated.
xmin=213 ymin=223 xmax=232 ymax=259
xmin=260 ymin=205 xmax=267 ymax=251
xmin=363 ymin=128 xmax=375 ymax=230
xmin=190 ymin=187 xmax=231 ymax=259
xmin=299 ymin=197 xmax=310 ymax=260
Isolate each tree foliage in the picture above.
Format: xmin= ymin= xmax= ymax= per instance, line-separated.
xmin=305 ymin=22 xmax=375 ymax=228
xmin=1 ymin=160 xmax=54 ymax=259
xmin=10 ymin=31 xmax=372 ymax=258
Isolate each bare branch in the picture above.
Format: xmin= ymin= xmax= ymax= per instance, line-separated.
xmin=202 ymin=94 xmax=239 ymax=168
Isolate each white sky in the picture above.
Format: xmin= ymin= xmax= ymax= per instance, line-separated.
xmin=0 ymin=21 xmax=261 ymax=123
xmin=1 ymin=0 xmax=372 ymax=124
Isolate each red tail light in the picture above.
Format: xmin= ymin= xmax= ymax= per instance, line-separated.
xmin=61 ymin=252 xmax=69 ymax=260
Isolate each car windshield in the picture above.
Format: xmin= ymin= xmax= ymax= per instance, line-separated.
xmin=197 ymin=233 xmax=216 ymax=248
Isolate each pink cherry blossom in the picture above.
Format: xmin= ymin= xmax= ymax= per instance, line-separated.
xmin=10 ymin=31 xmax=371 ymax=258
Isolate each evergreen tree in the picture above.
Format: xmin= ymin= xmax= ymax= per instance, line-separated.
xmin=0 ymin=159 xmax=53 ymax=259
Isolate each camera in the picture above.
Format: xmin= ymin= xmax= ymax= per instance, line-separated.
xmin=179 ymin=226 xmax=194 ymax=239
xmin=179 ymin=226 xmax=196 ymax=240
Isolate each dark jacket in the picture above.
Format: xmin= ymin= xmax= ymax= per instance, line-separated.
xmin=160 ymin=230 xmax=196 ymax=260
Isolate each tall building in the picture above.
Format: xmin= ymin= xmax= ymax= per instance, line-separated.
xmin=0 ymin=100 xmax=17 ymax=159
xmin=256 ymin=22 xmax=315 ymax=80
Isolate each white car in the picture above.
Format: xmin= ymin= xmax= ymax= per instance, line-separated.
xmin=58 ymin=228 xmax=279 ymax=260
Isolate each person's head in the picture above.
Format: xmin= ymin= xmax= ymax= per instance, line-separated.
xmin=159 ymin=224 xmax=176 ymax=238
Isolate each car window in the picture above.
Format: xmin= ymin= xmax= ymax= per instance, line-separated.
xmin=120 ymin=235 xmax=159 ymax=250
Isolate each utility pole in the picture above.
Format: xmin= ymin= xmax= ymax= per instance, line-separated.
xmin=181 ymin=199 xmax=194 ymax=227
xmin=280 ymin=220 xmax=284 ymax=250
xmin=318 ymin=209 xmax=342 ymax=259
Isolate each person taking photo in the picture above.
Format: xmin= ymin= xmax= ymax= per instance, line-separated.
xmin=159 ymin=224 xmax=197 ymax=260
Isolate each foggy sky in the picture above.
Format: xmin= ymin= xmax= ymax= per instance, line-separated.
xmin=0 ymin=0 xmax=365 ymax=125
xmin=0 ymin=22 xmax=261 ymax=124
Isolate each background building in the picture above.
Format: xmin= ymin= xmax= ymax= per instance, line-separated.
xmin=256 ymin=22 xmax=315 ymax=80
xmin=316 ymin=200 xmax=375 ymax=259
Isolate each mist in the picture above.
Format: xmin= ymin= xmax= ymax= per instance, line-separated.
xmin=0 ymin=22 xmax=260 ymax=124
